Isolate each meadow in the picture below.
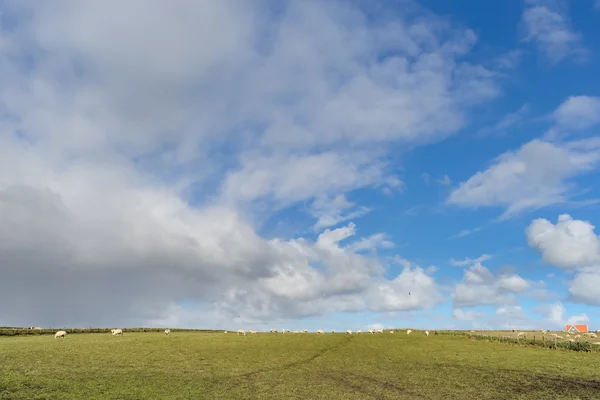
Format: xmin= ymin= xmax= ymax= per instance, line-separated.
xmin=1 ymin=331 xmax=600 ymax=399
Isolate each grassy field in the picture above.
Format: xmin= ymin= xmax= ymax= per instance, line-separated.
xmin=1 ymin=332 xmax=600 ymax=400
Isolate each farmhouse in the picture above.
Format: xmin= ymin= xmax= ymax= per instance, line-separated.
xmin=565 ymin=324 xmax=589 ymax=333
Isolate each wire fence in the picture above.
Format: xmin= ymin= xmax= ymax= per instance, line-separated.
xmin=435 ymin=330 xmax=600 ymax=353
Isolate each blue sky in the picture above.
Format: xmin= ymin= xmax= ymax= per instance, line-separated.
xmin=0 ymin=0 xmax=599 ymax=331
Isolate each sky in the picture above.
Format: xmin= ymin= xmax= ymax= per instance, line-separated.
xmin=1 ymin=0 xmax=600 ymax=332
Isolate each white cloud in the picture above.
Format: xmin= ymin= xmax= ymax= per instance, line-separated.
xmin=535 ymin=301 xmax=590 ymax=329
xmin=421 ymin=172 xmax=431 ymax=185
xmin=447 ymin=139 xmax=600 ymax=218
xmin=367 ymin=267 xmax=445 ymax=312
xmin=452 ymin=309 xmax=487 ymax=322
xmin=448 ymin=226 xmax=483 ymax=240
xmin=566 ymin=313 xmax=589 ymax=325
xmin=551 ymin=95 xmax=600 ymax=131
xmin=349 ymin=233 xmax=395 ymax=252
xmin=489 ymin=305 xmax=538 ymax=330
xmin=310 ymin=194 xmax=370 ymax=230
xmin=526 ymin=214 xmax=600 ymax=269
xmin=393 ymin=256 xmax=413 ymax=269
xmin=493 ymin=50 xmax=524 ymax=70
xmin=476 ymin=104 xmax=530 ymax=137
xmin=451 ymin=262 xmax=530 ymax=307
xmin=450 ymin=254 xmax=492 ymax=267
xmin=437 ymin=175 xmax=451 ymax=186
xmin=568 ymin=270 xmax=600 ymax=305
xmin=526 ymin=214 xmax=600 ymax=306
xmin=521 ymin=0 xmax=587 ymax=63
xmin=0 ymin=0 xmax=501 ymax=327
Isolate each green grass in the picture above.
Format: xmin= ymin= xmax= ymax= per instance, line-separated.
xmin=1 ymin=332 xmax=600 ymax=399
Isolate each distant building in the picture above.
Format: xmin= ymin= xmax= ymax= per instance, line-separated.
xmin=565 ymin=324 xmax=588 ymax=333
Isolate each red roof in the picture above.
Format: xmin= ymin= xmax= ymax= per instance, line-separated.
xmin=565 ymin=325 xmax=589 ymax=333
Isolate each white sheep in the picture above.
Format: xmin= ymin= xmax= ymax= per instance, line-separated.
xmin=517 ymin=332 xmax=526 ymax=338
xmin=346 ymin=330 xmax=352 ymax=335
xmin=406 ymin=329 xmax=412 ymax=335
xmin=111 ymin=328 xmax=123 ymax=336
xmin=331 ymin=329 xmax=335 ymax=333
xmin=281 ymin=329 xmax=286 ymax=334
xmin=425 ymin=330 xmax=429 ymax=337
xmin=367 ymin=329 xmax=374 ymax=334
xmin=317 ymin=329 xmax=324 ymax=335
xmin=224 ymin=331 xmax=228 ymax=334
xmin=303 ymin=329 xmax=308 ymax=333
xmin=54 ymin=330 xmax=67 ymax=339
xmin=293 ymin=331 xmax=299 ymax=334
xmin=389 ymin=330 xmax=394 ymax=334
xmin=164 ymin=329 xmax=170 ymax=336
xmin=357 ymin=330 xmax=363 ymax=334
xmin=237 ymin=329 xmax=246 ymax=336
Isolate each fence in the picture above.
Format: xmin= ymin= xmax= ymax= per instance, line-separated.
xmin=436 ymin=330 xmax=599 ymax=353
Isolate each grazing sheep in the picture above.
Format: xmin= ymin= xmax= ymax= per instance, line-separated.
xmin=590 ymin=333 xmax=597 ymax=338
xmin=54 ymin=330 xmax=67 ymax=339
xmin=377 ymin=329 xmax=383 ymax=334
xmin=332 ymin=330 xmax=335 ymax=333
xmin=303 ymin=329 xmax=308 ymax=333
xmin=111 ymin=328 xmax=123 ymax=336
xmin=317 ymin=329 xmax=324 ymax=335
xmin=346 ymin=330 xmax=352 ymax=335
xmin=357 ymin=330 xmax=363 ymax=334
xmin=224 ymin=331 xmax=228 ymax=334
xmin=281 ymin=329 xmax=286 ymax=334
xmin=367 ymin=329 xmax=374 ymax=334
xmin=425 ymin=330 xmax=429 ymax=337
xmin=389 ymin=330 xmax=394 ymax=334
xmin=164 ymin=329 xmax=170 ymax=336
xmin=237 ymin=329 xmax=246 ymax=336
xmin=517 ymin=332 xmax=526 ymax=337
xmin=406 ymin=330 xmax=412 ymax=335
xmin=293 ymin=331 xmax=299 ymax=334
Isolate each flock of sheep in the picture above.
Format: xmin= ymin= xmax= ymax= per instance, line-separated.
xmin=50 ymin=328 xmax=599 ymax=344
xmin=50 ymin=328 xmax=436 ymax=338
xmin=53 ymin=328 xmax=170 ymax=339
xmin=233 ymin=328 xmax=431 ymax=336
